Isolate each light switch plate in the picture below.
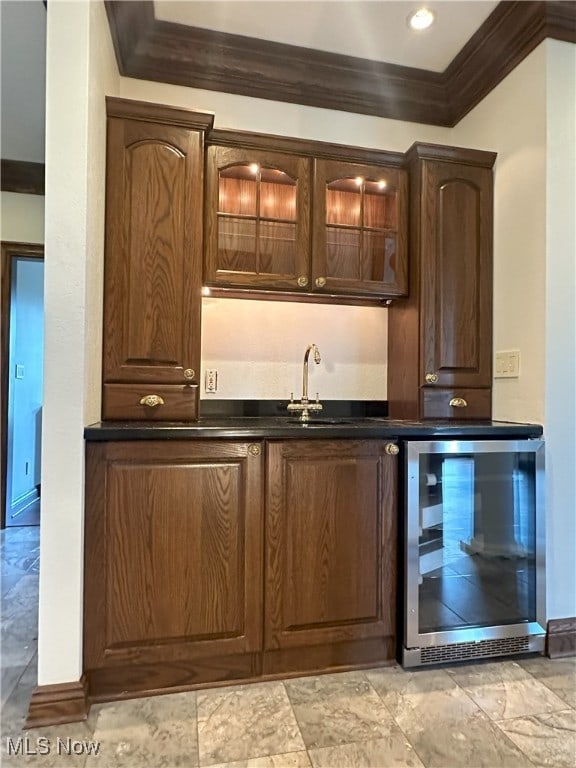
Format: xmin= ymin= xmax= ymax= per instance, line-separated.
xmin=495 ymin=350 xmax=520 ymax=378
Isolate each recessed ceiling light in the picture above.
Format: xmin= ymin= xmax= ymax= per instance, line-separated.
xmin=408 ymin=8 xmax=435 ymax=31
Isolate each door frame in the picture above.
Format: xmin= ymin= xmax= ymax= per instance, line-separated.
xmin=1 ymin=241 xmax=44 ymax=528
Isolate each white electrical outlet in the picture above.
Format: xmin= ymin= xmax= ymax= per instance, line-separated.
xmin=495 ymin=350 xmax=520 ymax=378
xmin=205 ymin=369 xmax=218 ymax=393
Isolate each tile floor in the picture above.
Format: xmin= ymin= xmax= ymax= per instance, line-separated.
xmin=1 ymin=526 xmax=575 ymax=767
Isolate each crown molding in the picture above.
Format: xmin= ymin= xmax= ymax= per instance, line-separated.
xmin=1 ymin=159 xmax=45 ymax=195
xmin=105 ymin=1 xmax=576 ymax=128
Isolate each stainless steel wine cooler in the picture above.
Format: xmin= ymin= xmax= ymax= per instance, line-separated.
xmin=403 ymin=438 xmax=546 ymax=667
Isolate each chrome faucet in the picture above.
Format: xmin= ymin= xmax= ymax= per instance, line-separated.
xmin=287 ymin=343 xmax=323 ymax=421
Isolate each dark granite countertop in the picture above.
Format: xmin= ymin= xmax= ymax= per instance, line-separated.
xmin=84 ymin=417 xmax=543 ymax=441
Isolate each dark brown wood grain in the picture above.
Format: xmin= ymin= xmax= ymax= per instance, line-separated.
xmin=1 ymin=159 xmax=45 ymax=195
xmin=103 ymin=101 xmax=211 ymax=421
xmin=25 ymin=677 xmax=89 ymax=728
xmin=388 ymin=145 xmax=495 ymax=420
xmin=446 ymin=1 xmax=576 ymax=124
xmin=546 ymin=618 xmax=576 ymax=658
xmin=83 ymin=441 xmax=263 ymax=679
xmin=102 ymin=383 xmax=199 ymax=421
xmin=87 ymin=653 xmax=261 ymax=701
xmin=208 ymin=129 xmax=405 ymax=168
xmin=265 ymin=440 xmax=397 ymax=654
xmin=420 ymin=161 xmax=493 ymax=389
xmin=262 ymin=638 xmax=396 ymax=676
xmin=420 ymin=388 xmax=492 ymax=419
xmin=204 ymin=145 xmax=311 ymax=290
xmin=104 ymin=1 xmax=448 ymax=126
xmin=106 ymin=96 xmax=214 ymax=131
xmin=104 ymin=2 xmax=576 ymax=127
xmin=312 ymin=159 xmax=408 ymax=297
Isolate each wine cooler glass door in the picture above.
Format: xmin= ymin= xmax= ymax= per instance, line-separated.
xmin=405 ymin=439 xmax=545 ymax=648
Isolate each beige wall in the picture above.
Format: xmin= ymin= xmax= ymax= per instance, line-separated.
xmin=0 ymin=192 xmax=45 ymax=244
xmin=453 ymin=45 xmax=547 ymax=424
xmin=39 ymin=0 xmax=119 ymax=686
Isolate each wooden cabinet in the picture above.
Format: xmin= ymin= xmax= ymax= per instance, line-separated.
xmin=84 ymin=436 xmax=397 ymax=698
xmin=313 ymin=160 xmax=407 ymax=297
xmin=204 ymin=146 xmax=311 ymax=291
xmin=388 ymin=144 xmax=496 ymax=420
xmin=204 ymin=138 xmax=407 ymax=300
xmin=264 ymin=439 xmax=397 ymax=673
xmin=102 ymin=99 xmax=213 ymax=421
xmin=84 ymin=439 xmax=264 ymax=698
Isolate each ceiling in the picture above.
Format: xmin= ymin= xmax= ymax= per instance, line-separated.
xmin=1 ymin=1 xmax=573 ymax=165
xmin=153 ymin=1 xmax=499 ymax=72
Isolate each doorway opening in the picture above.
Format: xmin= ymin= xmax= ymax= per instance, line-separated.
xmin=1 ymin=242 xmax=44 ymax=529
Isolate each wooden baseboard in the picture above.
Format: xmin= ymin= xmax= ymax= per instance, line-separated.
xmin=546 ymin=618 xmax=576 ymax=658
xmin=25 ymin=676 xmax=89 ymax=729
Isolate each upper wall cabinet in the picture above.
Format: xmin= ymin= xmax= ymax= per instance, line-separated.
xmin=204 ymin=146 xmax=311 ymax=291
xmin=102 ymin=98 xmax=213 ymax=421
xmin=313 ymin=160 xmax=407 ymax=297
xmin=204 ymin=138 xmax=407 ymax=301
xmin=387 ymin=144 xmax=496 ymax=420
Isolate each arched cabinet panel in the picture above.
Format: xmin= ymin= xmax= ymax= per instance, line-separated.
xmin=102 ymin=99 xmax=213 ymax=420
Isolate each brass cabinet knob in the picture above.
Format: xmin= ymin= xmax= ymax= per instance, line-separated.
xmin=248 ymin=444 xmax=261 ymax=456
xmin=139 ymin=394 xmax=165 ymax=407
xmin=315 ymin=276 xmax=327 ymax=288
xmin=425 ymin=373 xmax=438 ymax=384
xmin=385 ymin=443 xmax=400 ymax=455
xmin=449 ymin=397 xmax=468 ymax=408
xmin=297 ymin=276 xmax=308 ymax=288
xmin=183 ymin=368 xmax=195 ymax=380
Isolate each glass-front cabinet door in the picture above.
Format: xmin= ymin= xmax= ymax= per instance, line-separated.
xmin=205 ymin=146 xmax=311 ymax=290
xmin=312 ymin=160 xmax=408 ymax=297
xmin=405 ymin=439 xmax=546 ymax=654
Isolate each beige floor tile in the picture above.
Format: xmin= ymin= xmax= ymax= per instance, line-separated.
xmin=284 ymin=672 xmax=397 ymax=750
xmin=1 ymin=721 xmax=95 ymax=767
xmin=408 ymin=715 xmax=533 ymax=768
xmin=87 ymin=691 xmax=198 ymax=767
xmin=208 ymin=751 xmax=311 ymax=768
xmin=496 ymin=708 xmax=576 ymax=768
xmin=518 ymin=655 xmax=576 ymax=709
xmin=446 ymin=659 xmax=569 ymax=720
xmin=366 ymin=665 xmax=477 ymax=729
xmin=1 ymin=655 xmax=37 ymax=736
xmin=197 ymin=681 xmax=305 ymax=766
xmin=308 ymin=733 xmax=426 ymax=768
xmin=1 ymin=665 xmax=26 ymax=709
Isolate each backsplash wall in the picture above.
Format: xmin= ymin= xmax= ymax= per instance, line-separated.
xmin=200 ymin=297 xmax=388 ymax=400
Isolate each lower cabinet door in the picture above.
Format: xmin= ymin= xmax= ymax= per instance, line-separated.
xmin=265 ymin=440 xmax=397 ymax=653
xmin=84 ymin=440 xmax=263 ymax=678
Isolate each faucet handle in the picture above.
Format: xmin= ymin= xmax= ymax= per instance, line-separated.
xmin=290 ymin=392 xmax=294 ymax=403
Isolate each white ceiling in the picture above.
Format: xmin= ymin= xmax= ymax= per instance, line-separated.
xmin=154 ymin=1 xmax=499 ymax=72
xmin=1 ymin=0 xmax=500 ymax=164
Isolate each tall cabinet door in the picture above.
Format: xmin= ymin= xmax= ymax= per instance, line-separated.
xmin=388 ymin=145 xmax=496 ymax=421
xmin=420 ymin=160 xmax=493 ymax=389
xmin=265 ymin=440 xmax=397 ymax=658
xmin=103 ymin=100 xmax=212 ymax=420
